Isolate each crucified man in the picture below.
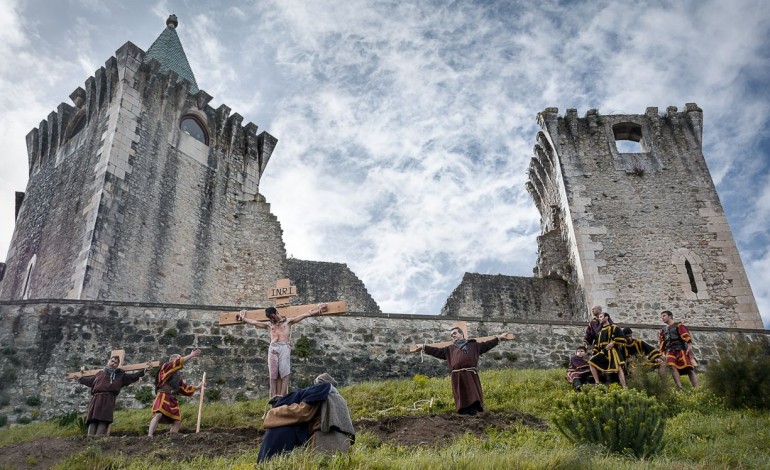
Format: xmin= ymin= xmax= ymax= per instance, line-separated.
xmin=237 ymin=304 xmax=328 ymax=397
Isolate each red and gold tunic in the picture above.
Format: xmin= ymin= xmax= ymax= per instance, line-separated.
xmin=151 ymin=357 xmax=198 ymax=421
xmin=659 ymin=322 xmax=696 ymax=371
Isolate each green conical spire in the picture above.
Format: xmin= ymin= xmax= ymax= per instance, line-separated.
xmin=144 ymin=14 xmax=199 ymax=93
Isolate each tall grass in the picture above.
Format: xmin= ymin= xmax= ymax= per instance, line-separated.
xmin=4 ymin=368 xmax=770 ymax=469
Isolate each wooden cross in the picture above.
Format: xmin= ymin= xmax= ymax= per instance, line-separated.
xmin=66 ymin=349 xmax=159 ymax=379
xmin=409 ymin=321 xmax=514 ymax=352
xmin=219 ymin=278 xmax=347 ymax=325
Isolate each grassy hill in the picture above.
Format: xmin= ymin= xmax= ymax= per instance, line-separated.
xmin=1 ymin=368 xmax=769 ymax=469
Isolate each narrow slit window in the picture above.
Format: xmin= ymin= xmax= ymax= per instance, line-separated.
xmin=685 ymin=260 xmax=698 ymax=293
xmin=22 ymin=254 xmax=36 ymax=300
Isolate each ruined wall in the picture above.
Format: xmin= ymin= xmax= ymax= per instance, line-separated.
xmin=2 ymin=300 xmax=766 ymax=424
xmin=529 ymin=105 xmax=763 ymax=328
xmin=287 ymin=259 xmax=382 ymax=313
xmin=440 ymin=273 xmax=574 ymax=320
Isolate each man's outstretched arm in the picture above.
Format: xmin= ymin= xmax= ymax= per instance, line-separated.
xmin=236 ymin=311 xmax=271 ymax=329
xmin=287 ymin=303 xmax=328 ymax=325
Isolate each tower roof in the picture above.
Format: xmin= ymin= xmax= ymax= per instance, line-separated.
xmin=144 ymin=14 xmax=199 ymax=93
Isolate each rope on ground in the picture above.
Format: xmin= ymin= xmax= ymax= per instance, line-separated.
xmin=365 ymin=397 xmax=435 ymax=418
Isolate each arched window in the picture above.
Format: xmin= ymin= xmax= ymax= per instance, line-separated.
xmin=685 ymin=260 xmax=698 ymax=293
xmin=22 ymin=254 xmax=36 ymax=300
xmin=671 ymin=248 xmax=709 ymax=300
xmin=180 ymin=115 xmax=209 ymax=145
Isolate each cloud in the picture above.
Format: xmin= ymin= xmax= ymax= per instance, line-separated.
xmin=0 ymin=0 xmax=767 ymax=322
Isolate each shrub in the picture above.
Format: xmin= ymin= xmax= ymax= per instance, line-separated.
xmin=134 ymin=386 xmax=155 ymax=405
xmin=0 ymin=367 xmax=17 ymax=390
xmin=0 ymin=415 xmax=6 ymax=427
xmin=706 ymin=340 xmax=770 ymax=409
xmin=53 ymin=410 xmax=81 ymax=427
xmin=412 ymin=374 xmax=430 ymax=388
xmin=234 ymin=391 xmax=249 ymax=402
xmin=294 ymin=335 xmax=312 ymax=359
xmin=624 ymin=356 xmax=672 ymax=402
xmin=16 ymin=416 xmax=31 ymax=425
xmin=552 ymin=385 xmax=665 ymax=458
xmin=25 ymin=396 xmax=41 ymax=407
xmin=164 ymin=328 xmax=178 ymax=338
xmin=207 ymin=388 xmax=222 ymax=402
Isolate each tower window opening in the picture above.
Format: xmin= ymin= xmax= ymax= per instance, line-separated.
xmin=612 ymin=122 xmax=644 ymax=153
xmin=66 ymin=115 xmax=86 ymax=141
xmin=22 ymin=254 xmax=36 ymax=300
xmin=685 ymin=259 xmax=698 ymax=293
xmin=180 ymin=116 xmax=209 ymax=145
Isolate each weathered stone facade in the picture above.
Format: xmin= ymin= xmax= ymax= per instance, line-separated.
xmin=527 ymin=106 xmax=763 ymax=329
xmin=0 ymin=34 xmax=295 ymax=306
xmin=287 ymin=259 xmax=382 ymax=314
xmin=441 ymin=273 xmax=574 ymax=320
xmin=0 ymin=300 xmax=767 ymax=422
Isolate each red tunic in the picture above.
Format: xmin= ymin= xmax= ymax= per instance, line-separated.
xmin=423 ymin=338 xmax=500 ymax=411
xmin=78 ymin=368 xmax=144 ymax=424
xmin=659 ymin=322 xmax=696 ymax=371
xmin=151 ymin=357 xmax=198 ymax=421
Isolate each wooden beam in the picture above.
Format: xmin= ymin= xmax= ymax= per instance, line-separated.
xmin=219 ymin=300 xmax=347 ymax=326
xmin=67 ymin=360 xmax=160 ymax=379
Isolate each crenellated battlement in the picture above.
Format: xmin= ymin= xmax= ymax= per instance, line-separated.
xmin=24 ymin=52 xmax=122 ymax=175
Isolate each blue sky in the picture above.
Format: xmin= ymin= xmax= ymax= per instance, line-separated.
xmin=0 ymin=0 xmax=768 ymax=324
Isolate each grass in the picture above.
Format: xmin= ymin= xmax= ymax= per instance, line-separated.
xmin=5 ymin=368 xmax=770 ymax=469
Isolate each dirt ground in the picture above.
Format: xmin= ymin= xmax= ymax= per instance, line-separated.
xmin=0 ymin=411 xmax=546 ymax=469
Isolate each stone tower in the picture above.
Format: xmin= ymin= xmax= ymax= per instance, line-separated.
xmin=0 ymin=16 xmax=287 ymax=305
xmin=528 ymin=105 xmax=762 ymax=328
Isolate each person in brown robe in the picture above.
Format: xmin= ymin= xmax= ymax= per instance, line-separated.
xmin=73 ymin=355 xmax=149 ymax=436
xmin=415 ymin=327 xmax=510 ymax=415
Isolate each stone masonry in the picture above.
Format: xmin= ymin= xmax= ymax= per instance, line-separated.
xmin=1 ymin=300 xmax=767 ymax=422
xmin=527 ymin=106 xmax=763 ymax=329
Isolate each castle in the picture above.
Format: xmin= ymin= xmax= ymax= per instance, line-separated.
xmin=0 ymin=16 xmax=765 ymax=421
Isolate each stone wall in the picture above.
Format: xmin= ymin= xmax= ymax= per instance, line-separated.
xmin=440 ymin=273 xmax=575 ymax=320
xmin=287 ymin=259 xmax=382 ymax=313
xmin=529 ymin=106 xmax=763 ymax=328
xmin=1 ymin=300 xmax=767 ymax=424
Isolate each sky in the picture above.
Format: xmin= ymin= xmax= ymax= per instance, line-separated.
xmin=0 ymin=0 xmax=768 ymax=324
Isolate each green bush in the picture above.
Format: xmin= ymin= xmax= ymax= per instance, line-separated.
xmin=234 ymin=391 xmax=249 ymax=402
xmin=706 ymin=340 xmax=770 ymax=409
xmin=51 ymin=411 xmax=86 ymax=433
xmin=412 ymin=374 xmax=430 ymax=388
xmin=207 ymin=388 xmax=222 ymax=402
xmin=134 ymin=386 xmax=155 ymax=405
xmin=0 ymin=367 xmax=17 ymax=390
xmin=16 ymin=416 xmax=31 ymax=425
xmin=625 ymin=356 xmax=672 ymax=402
xmin=0 ymin=415 xmax=6 ymax=427
xmin=25 ymin=396 xmax=41 ymax=407
xmin=552 ymin=385 xmax=665 ymax=458
xmin=294 ymin=335 xmax=312 ymax=359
